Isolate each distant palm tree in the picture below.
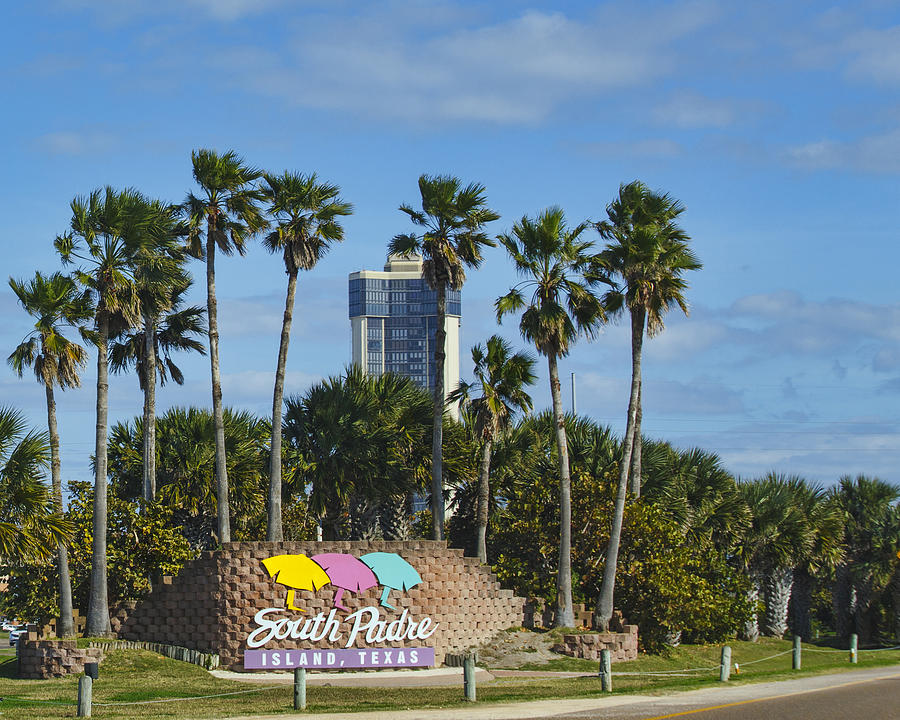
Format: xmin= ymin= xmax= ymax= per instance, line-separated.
xmin=641 ymin=445 xmax=749 ymax=552
xmin=283 ymin=367 xmax=432 ymax=541
xmin=56 ymin=186 xmax=162 ymax=636
xmin=0 ymin=407 xmax=71 ymax=560
xmin=789 ymin=488 xmax=843 ymax=641
xmin=735 ymin=474 xmax=818 ymax=640
xmin=107 ymin=407 xmax=272 ymax=547
xmin=390 ymin=175 xmax=499 ymax=540
xmin=7 ymin=271 xmax=92 ymax=636
xmin=450 ymin=335 xmax=536 ymax=563
xmin=110 ymin=270 xmax=206 ymax=501
xmin=185 ymin=149 xmax=267 ymax=544
xmin=496 ymin=207 xmax=606 ymax=627
xmin=829 ymin=475 xmax=900 ymax=642
xmin=262 ymin=171 xmax=352 ymax=541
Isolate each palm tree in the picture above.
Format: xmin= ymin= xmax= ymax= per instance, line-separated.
xmin=642 ymin=445 xmax=749 ymax=552
xmin=107 ymin=407 xmax=273 ymax=547
xmin=110 ymin=270 xmax=206 ymax=501
xmin=592 ymin=181 xmax=700 ymax=633
xmin=283 ymin=367 xmax=432 ymax=541
xmin=496 ymin=207 xmax=606 ymax=627
xmin=449 ymin=335 xmax=536 ymax=563
xmin=7 ymin=271 xmax=92 ymax=636
xmin=735 ymin=474 xmax=818 ymax=640
xmin=185 ymin=149 xmax=267 ymax=544
xmin=0 ymin=407 xmax=72 ymax=560
xmin=594 ymin=181 xmax=700 ymax=498
xmin=789 ymin=489 xmax=843 ymax=641
xmin=390 ymin=175 xmax=499 ymax=541
xmin=56 ymin=186 xmax=162 ymax=636
xmin=262 ymin=171 xmax=352 ymax=541
xmin=829 ymin=475 xmax=900 ymax=642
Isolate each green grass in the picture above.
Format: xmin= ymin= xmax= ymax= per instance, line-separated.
xmin=0 ymin=640 xmax=897 ymax=719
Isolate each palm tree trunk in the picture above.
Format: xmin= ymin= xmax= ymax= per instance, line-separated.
xmin=626 ymin=310 xmax=644 ymax=495
xmin=791 ymin=568 xmax=814 ymax=641
xmin=630 ymin=381 xmax=642 ymax=497
xmin=892 ymin=567 xmax=900 ymax=641
xmin=548 ymin=354 xmax=575 ymax=627
xmin=206 ymin=232 xmax=231 ymax=544
xmin=349 ymin=494 xmax=380 ymax=541
xmin=476 ymin=435 xmax=493 ymax=564
xmin=832 ymin=564 xmax=854 ymax=642
xmin=740 ymin=572 xmax=761 ymax=641
xmin=854 ymin=580 xmax=873 ymax=644
xmin=378 ymin=494 xmax=413 ymax=541
xmin=595 ymin=309 xmax=644 ymax=631
xmin=430 ymin=282 xmax=447 ymax=540
xmin=45 ymin=380 xmax=74 ymax=637
xmin=761 ymin=565 xmax=794 ymax=637
xmin=143 ymin=315 xmax=157 ymax=503
xmin=267 ymin=270 xmax=297 ymax=542
xmin=85 ymin=311 xmax=111 ymax=637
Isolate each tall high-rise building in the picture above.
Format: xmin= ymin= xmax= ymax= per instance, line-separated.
xmin=349 ymin=254 xmax=460 ymax=409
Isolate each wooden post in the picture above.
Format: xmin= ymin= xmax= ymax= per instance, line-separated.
xmin=77 ymin=675 xmax=92 ymax=717
xmin=792 ymin=636 xmax=802 ymax=670
xmin=293 ymin=667 xmax=306 ymax=710
xmin=463 ymin=653 xmax=476 ymax=702
xmin=720 ymin=646 xmax=732 ymax=682
xmin=849 ymin=634 xmax=858 ymax=664
xmin=599 ymin=648 xmax=612 ymax=692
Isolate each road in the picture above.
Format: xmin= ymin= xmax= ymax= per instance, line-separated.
xmin=231 ymin=665 xmax=900 ymax=720
xmin=555 ymin=668 xmax=900 ymax=719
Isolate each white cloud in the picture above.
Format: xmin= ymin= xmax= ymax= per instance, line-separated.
xmin=221 ymin=369 xmax=322 ymax=408
xmin=184 ymin=0 xmax=285 ymax=22
xmin=786 ymin=128 xmax=900 ymax=173
xmin=217 ymin=296 xmax=284 ymax=337
xmin=580 ymin=372 xmax=744 ymax=416
xmin=642 ymin=319 xmax=733 ymax=361
xmin=579 ymin=138 xmax=685 ymax=159
xmin=652 ymin=91 xmax=749 ymax=129
xmin=844 ymin=26 xmax=900 ymax=85
xmin=34 ymin=129 xmax=119 ymax=156
xmin=212 ymin=3 xmax=717 ymax=124
xmin=56 ymin=0 xmax=286 ymax=23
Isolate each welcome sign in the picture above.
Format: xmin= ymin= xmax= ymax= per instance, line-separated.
xmin=244 ymin=551 xmax=438 ymax=670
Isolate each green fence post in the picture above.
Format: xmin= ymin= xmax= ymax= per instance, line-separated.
xmin=294 ymin=667 xmax=307 ymax=710
xmin=599 ymin=648 xmax=612 ymax=692
xmin=720 ymin=646 xmax=732 ymax=682
xmin=849 ymin=634 xmax=858 ymax=664
xmin=793 ymin=636 xmax=802 ymax=670
xmin=463 ymin=653 xmax=477 ymax=702
xmin=77 ymin=674 xmax=92 ymax=717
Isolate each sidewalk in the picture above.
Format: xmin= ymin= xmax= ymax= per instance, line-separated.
xmin=223 ymin=664 xmax=900 ymax=720
xmin=212 ymin=666 xmax=497 ymax=688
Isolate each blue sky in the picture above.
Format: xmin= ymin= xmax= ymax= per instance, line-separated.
xmin=2 ymin=0 xmax=899 ymax=489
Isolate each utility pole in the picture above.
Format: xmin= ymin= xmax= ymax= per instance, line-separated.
xmin=571 ymin=372 xmax=577 ymax=416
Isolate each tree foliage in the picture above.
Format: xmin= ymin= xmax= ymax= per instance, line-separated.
xmin=3 ymin=482 xmax=195 ymax=623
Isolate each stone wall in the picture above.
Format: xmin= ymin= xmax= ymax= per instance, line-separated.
xmin=118 ymin=541 xmax=525 ymax=669
xmin=17 ymin=638 xmax=104 ymax=679
xmin=552 ymin=626 xmax=639 ymax=662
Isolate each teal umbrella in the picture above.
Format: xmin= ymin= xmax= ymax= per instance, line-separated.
xmin=359 ymin=552 xmax=423 ymax=609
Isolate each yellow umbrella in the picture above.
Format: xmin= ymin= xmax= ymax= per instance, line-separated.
xmin=261 ymin=554 xmax=331 ymax=612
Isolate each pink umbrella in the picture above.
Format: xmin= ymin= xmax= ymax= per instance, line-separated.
xmin=311 ymin=553 xmax=378 ymax=611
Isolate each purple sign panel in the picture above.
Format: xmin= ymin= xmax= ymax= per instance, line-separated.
xmin=244 ymin=647 xmax=435 ymax=670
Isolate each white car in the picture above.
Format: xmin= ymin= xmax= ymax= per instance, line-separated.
xmin=1 ymin=621 xmax=18 ymax=632
xmin=8 ymin=627 xmax=25 ymax=646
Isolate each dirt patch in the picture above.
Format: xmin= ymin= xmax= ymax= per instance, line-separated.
xmin=475 ymin=629 xmax=564 ymax=669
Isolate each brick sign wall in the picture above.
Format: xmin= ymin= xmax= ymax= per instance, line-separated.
xmin=119 ymin=540 xmax=525 ymax=669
